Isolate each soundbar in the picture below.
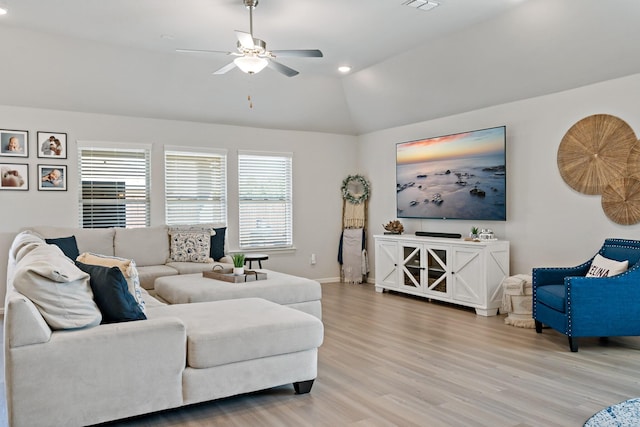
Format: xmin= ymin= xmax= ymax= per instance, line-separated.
xmin=415 ymin=231 xmax=462 ymax=239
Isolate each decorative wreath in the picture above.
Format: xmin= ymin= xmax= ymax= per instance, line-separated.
xmin=341 ymin=174 xmax=370 ymax=204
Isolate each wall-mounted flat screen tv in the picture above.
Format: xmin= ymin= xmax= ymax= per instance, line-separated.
xmin=396 ymin=126 xmax=506 ymax=221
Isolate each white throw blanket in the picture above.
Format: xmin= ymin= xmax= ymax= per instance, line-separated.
xmin=342 ymin=228 xmax=367 ymax=283
xmin=343 ymin=203 xmax=366 ymax=229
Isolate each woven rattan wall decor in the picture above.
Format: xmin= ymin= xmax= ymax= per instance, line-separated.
xmin=558 ymin=114 xmax=640 ymax=225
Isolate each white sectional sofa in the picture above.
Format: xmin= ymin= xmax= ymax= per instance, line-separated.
xmin=3 ymin=229 xmax=324 ymax=427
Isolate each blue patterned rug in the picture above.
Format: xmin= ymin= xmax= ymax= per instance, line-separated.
xmin=584 ymin=398 xmax=640 ymax=426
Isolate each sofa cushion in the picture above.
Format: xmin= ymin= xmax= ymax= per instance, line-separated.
xmin=26 ymin=226 xmax=115 ymax=256
xmin=75 ymin=261 xmax=147 ymax=323
xmin=76 ymin=252 xmax=146 ymax=314
xmin=147 ymin=298 xmax=323 ymax=369
xmin=114 ymin=226 xmax=170 ymax=267
xmin=12 ymin=243 xmax=102 ymax=330
xmin=45 ymin=236 xmax=80 ymax=260
xmin=536 ymin=284 xmax=566 ymax=313
xmin=586 ymin=254 xmax=629 ymax=278
xmin=168 ymin=230 xmax=213 ymax=263
xmin=136 ymin=264 xmax=179 ymax=290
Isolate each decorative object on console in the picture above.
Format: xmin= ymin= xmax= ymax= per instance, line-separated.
xmin=383 ymin=220 xmax=404 ymax=234
xmin=478 ymin=228 xmax=496 ymax=240
xmin=469 ymin=226 xmax=479 ymax=238
xmin=396 ymin=126 xmax=506 ymax=221
xmin=558 ymin=114 xmax=640 ymax=225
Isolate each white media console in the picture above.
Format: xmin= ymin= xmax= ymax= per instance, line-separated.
xmin=374 ymin=234 xmax=510 ymax=316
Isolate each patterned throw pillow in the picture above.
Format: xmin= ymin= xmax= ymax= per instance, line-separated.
xmin=168 ymin=230 xmax=213 ymax=263
xmin=76 ymin=252 xmax=146 ymax=314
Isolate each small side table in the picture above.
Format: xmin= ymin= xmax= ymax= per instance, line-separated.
xmin=244 ymin=253 xmax=269 ymax=269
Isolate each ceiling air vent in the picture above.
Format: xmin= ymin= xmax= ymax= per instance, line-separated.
xmin=402 ymin=0 xmax=440 ymax=11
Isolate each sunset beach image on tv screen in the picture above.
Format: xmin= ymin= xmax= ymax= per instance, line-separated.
xmin=396 ymin=126 xmax=506 ymax=221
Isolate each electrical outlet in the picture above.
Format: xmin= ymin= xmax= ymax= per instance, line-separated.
xmin=310 ymin=253 xmax=316 ymax=265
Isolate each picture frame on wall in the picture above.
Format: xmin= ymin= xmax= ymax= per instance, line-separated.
xmin=0 ymin=163 xmax=29 ymax=190
xmin=0 ymin=129 xmax=29 ymax=158
xmin=38 ymin=164 xmax=67 ymax=191
xmin=37 ymin=131 xmax=67 ymax=159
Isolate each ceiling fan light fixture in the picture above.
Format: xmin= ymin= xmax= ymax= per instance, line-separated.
xmin=234 ymin=55 xmax=268 ymax=74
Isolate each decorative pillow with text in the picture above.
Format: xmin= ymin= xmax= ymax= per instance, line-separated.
xmin=586 ymin=254 xmax=629 ymax=278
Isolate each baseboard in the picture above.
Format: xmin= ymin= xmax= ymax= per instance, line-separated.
xmin=317 ymin=277 xmax=342 ymax=284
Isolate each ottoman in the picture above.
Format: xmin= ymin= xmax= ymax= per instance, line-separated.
xmin=154 ymin=270 xmax=322 ymax=319
xmin=147 ymin=298 xmax=324 ymax=404
xmin=501 ymin=274 xmax=534 ymax=328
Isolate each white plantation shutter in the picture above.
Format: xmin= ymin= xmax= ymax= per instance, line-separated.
xmin=238 ymin=151 xmax=293 ymax=249
xmin=164 ymin=148 xmax=227 ymax=225
xmin=78 ymin=142 xmax=151 ymax=228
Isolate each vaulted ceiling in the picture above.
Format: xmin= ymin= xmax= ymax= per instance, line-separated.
xmin=1 ymin=0 xmax=639 ymax=135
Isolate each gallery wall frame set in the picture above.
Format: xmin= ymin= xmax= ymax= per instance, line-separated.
xmin=0 ymin=163 xmax=29 ymax=190
xmin=0 ymin=129 xmax=29 ymax=158
xmin=38 ymin=165 xmax=67 ymax=191
xmin=37 ymin=131 xmax=67 ymax=159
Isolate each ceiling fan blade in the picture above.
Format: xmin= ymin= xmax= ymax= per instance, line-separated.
xmin=213 ymin=62 xmax=237 ymax=75
xmin=235 ymin=30 xmax=255 ymax=49
xmin=176 ymin=48 xmax=233 ymax=55
xmin=270 ymin=49 xmax=323 ymax=58
xmin=268 ymin=60 xmax=299 ymax=77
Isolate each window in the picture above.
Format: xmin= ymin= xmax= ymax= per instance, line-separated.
xmin=78 ymin=142 xmax=151 ymax=228
xmin=238 ymin=151 xmax=293 ymax=249
xmin=164 ymin=147 xmax=227 ymax=225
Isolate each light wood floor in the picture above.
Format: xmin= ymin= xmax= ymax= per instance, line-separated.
xmin=4 ymin=282 xmax=640 ymax=426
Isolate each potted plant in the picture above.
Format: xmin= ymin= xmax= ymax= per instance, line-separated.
xmin=470 ymin=226 xmax=479 ymax=238
xmin=232 ymin=253 xmax=246 ymax=275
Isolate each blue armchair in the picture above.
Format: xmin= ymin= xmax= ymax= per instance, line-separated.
xmin=533 ymin=238 xmax=640 ymax=352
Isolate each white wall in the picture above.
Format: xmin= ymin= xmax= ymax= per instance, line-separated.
xmin=0 ymin=105 xmax=357 ymax=283
xmin=359 ymin=72 xmax=640 ymax=276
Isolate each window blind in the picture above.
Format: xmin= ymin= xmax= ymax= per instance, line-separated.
xmin=164 ymin=149 xmax=227 ymax=225
xmin=238 ymin=152 xmax=293 ymax=249
xmin=78 ymin=144 xmax=150 ymax=228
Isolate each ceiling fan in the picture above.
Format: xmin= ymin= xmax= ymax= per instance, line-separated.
xmin=177 ymin=0 xmax=323 ymax=77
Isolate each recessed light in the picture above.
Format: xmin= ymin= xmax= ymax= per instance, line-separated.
xmin=160 ymin=34 xmax=175 ymax=40
xmin=0 ymin=7 xmax=8 ymax=15
xmin=338 ymin=66 xmax=352 ymax=74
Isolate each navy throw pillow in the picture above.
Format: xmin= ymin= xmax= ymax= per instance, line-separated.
xmin=210 ymin=227 xmax=227 ymax=261
xmin=75 ymin=261 xmax=146 ymax=324
xmin=45 ymin=236 xmax=80 ymax=260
